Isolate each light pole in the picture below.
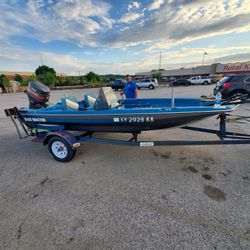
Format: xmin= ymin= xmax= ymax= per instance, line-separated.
xmin=40 ymin=55 xmax=45 ymax=80
xmin=202 ymin=52 xmax=208 ymax=65
xmin=159 ymin=51 xmax=162 ymax=72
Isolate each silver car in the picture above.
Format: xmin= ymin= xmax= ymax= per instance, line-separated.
xmin=137 ymin=78 xmax=159 ymax=89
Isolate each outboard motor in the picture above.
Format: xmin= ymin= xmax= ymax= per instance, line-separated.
xmin=25 ymin=81 xmax=50 ymax=109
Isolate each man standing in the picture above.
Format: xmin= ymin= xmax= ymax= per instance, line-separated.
xmin=121 ymin=74 xmax=137 ymax=98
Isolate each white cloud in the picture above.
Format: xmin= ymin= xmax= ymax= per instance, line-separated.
xmin=0 ymin=41 xmax=142 ymax=74
xmin=148 ymin=0 xmax=164 ymax=11
xmin=120 ymin=26 xmax=130 ymax=32
xmin=2 ymin=40 xmax=250 ymax=75
xmin=119 ymin=12 xmax=144 ymax=23
xmin=162 ymin=45 xmax=250 ymax=63
xmin=0 ymin=0 xmax=113 ymax=46
xmin=1 ymin=0 xmax=250 ymax=74
xmin=2 ymin=0 xmax=249 ymax=51
xmin=128 ymin=1 xmax=141 ymax=11
xmin=112 ymin=0 xmax=250 ymax=49
xmin=53 ymin=0 xmax=111 ymax=20
xmin=143 ymin=44 xmax=250 ymax=70
xmin=0 ymin=41 xmax=86 ymax=73
xmin=119 ymin=1 xmax=143 ymax=24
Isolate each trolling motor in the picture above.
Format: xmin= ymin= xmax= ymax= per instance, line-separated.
xmin=25 ymin=81 xmax=50 ymax=109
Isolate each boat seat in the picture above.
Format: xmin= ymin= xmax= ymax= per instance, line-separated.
xmin=84 ymin=95 xmax=96 ymax=108
xmin=62 ymin=96 xmax=79 ymax=110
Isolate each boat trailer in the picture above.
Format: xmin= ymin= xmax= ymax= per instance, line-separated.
xmin=5 ymin=107 xmax=250 ymax=162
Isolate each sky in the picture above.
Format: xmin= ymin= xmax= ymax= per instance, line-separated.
xmin=0 ymin=0 xmax=250 ymax=75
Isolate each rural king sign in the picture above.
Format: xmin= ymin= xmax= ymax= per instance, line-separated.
xmin=219 ymin=62 xmax=250 ymax=73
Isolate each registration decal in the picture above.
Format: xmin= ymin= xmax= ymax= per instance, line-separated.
xmin=113 ymin=118 xmax=120 ymax=122
xmin=113 ymin=116 xmax=154 ymax=123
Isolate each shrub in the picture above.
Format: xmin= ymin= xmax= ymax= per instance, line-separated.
xmin=85 ymin=71 xmax=100 ymax=83
xmin=21 ymin=75 xmax=37 ymax=86
xmin=14 ymin=74 xmax=23 ymax=83
xmin=0 ymin=74 xmax=11 ymax=87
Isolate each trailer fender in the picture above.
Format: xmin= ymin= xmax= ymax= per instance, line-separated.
xmin=43 ymin=131 xmax=80 ymax=150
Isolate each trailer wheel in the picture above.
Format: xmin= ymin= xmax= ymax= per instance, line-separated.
xmin=48 ymin=136 xmax=76 ymax=162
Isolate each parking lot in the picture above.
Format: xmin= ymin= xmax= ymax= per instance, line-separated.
xmin=0 ymin=85 xmax=250 ymax=249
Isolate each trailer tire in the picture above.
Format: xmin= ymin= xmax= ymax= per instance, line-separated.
xmin=48 ymin=136 xmax=76 ymax=162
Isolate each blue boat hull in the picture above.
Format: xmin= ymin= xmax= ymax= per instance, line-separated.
xmin=18 ymin=98 xmax=236 ymax=133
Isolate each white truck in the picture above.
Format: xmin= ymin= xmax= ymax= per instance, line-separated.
xmin=188 ymin=76 xmax=212 ymax=85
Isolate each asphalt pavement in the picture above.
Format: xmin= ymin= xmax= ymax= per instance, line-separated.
xmin=0 ymin=85 xmax=250 ymax=250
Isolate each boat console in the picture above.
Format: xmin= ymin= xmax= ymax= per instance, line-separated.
xmin=94 ymin=87 xmax=120 ymax=110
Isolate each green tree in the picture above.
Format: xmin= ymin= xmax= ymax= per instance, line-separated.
xmin=14 ymin=74 xmax=23 ymax=83
xmin=85 ymin=71 xmax=100 ymax=83
xmin=35 ymin=65 xmax=56 ymax=77
xmin=80 ymin=76 xmax=84 ymax=85
xmin=100 ymin=75 xmax=108 ymax=83
xmin=0 ymin=74 xmax=11 ymax=87
xmin=35 ymin=65 xmax=57 ymax=87
xmin=152 ymin=72 xmax=162 ymax=83
xmin=38 ymin=72 xmax=58 ymax=87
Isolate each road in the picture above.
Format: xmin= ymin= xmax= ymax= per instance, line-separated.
xmin=0 ymin=85 xmax=250 ymax=249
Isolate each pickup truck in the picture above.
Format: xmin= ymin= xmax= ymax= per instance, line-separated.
xmin=188 ymin=76 xmax=212 ymax=85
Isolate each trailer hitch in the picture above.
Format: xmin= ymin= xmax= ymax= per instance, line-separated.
xmin=4 ymin=107 xmax=32 ymax=139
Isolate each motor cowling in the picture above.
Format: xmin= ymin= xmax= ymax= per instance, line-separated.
xmin=26 ymin=81 xmax=50 ymax=109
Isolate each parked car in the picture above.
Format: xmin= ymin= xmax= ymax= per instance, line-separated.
xmin=171 ymin=78 xmax=191 ymax=86
xmin=137 ymin=78 xmax=158 ymax=89
xmin=109 ymin=79 xmax=126 ymax=90
xmin=188 ymin=76 xmax=212 ymax=85
xmin=213 ymin=74 xmax=250 ymax=98
xmin=209 ymin=74 xmax=223 ymax=84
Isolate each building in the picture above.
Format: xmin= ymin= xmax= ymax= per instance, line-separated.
xmin=135 ymin=61 xmax=250 ymax=81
